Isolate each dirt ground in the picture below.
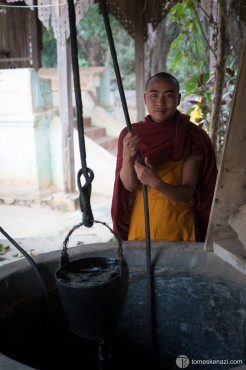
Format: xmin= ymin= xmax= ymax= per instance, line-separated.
xmin=0 ymin=193 xmax=113 ymax=266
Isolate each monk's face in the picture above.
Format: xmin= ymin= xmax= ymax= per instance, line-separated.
xmin=144 ymin=77 xmax=181 ymax=123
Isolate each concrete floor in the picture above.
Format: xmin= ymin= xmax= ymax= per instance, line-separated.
xmin=0 ymin=193 xmax=113 ymax=265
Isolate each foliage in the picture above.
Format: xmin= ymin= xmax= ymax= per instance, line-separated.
xmin=166 ymin=1 xmax=212 ymax=131
xmin=0 ymin=243 xmax=11 ymax=262
xmin=77 ymin=3 xmax=135 ymax=89
xmin=166 ymin=0 xmax=238 ymax=154
xmin=41 ymin=23 xmax=57 ymax=68
xmin=0 ymin=243 xmax=10 ymax=255
xmin=167 ymin=0 xmax=207 ymax=82
xmin=40 ymin=0 xmax=241 ymax=152
xmin=109 ymin=236 xmax=117 ymax=242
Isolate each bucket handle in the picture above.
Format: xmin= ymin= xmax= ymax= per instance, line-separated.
xmin=60 ymin=220 xmax=124 ymax=268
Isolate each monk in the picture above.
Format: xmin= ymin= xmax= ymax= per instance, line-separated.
xmin=111 ymin=72 xmax=217 ymax=242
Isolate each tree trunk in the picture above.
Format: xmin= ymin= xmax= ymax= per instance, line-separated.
xmin=227 ymin=0 xmax=246 ymax=66
xmin=134 ymin=0 xmax=145 ymax=122
xmin=201 ymin=0 xmax=217 ymax=71
xmin=144 ymin=21 xmax=167 ymax=81
xmin=77 ymin=37 xmax=101 ymax=66
xmin=144 ymin=17 xmax=179 ymax=82
xmin=209 ymin=0 xmax=227 ymax=152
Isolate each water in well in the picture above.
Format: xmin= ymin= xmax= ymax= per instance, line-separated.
xmin=0 ymin=243 xmax=246 ymax=370
xmin=0 ymin=272 xmax=246 ymax=369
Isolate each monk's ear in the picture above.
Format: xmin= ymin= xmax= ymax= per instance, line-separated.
xmin=144 ymin=93 xmax=147 ymax=104
xmin=177 ymin=93 xmax=181 ymax=106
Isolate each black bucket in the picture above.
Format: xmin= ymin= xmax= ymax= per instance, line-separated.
xmin=55 ymin=221 xmax=129 ymax=340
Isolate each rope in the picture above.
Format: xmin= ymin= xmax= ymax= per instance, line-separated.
xmin=67 ymin=0 xmax=155 ymax=349
xmin=67 ymin=0 xmax=94 ymax=227
xmin=63 ymin=0 xmax=125 ymax=272
xmin=60 ymin=219 xmax=124 ymax=269
xmin=0 ymin=226 xmax=48 ymax=306
xmin=99 ymin=0 xmax=155 ymax=350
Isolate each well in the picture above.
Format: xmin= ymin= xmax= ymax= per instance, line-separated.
xmin=0 ymin=241 xmax=246 ymax=370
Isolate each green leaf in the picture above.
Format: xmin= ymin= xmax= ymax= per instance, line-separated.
xmin=203 ymin=71 xmax=210 ymax=84
xmin=170 ymin=33 xmax=184 ymax=51
xmin=186 ymin=107 xmax=196 ymax=115
xmin=169 ymin=3 xmax=185 ymax=21
xmin=175 ymin=2 xmax=186 ymax=17
xmin=184 ymin=0 xmax=194 ymax=9
xmin=185 ymin=75 xmax=200 ymax=92
xmin=109 ymin=237 xmax=117 ymax=242
xmin=171 ymin=51 xmax=183 ymax=70
xmin=196 ymin=38 xmax=205 ymax=53
xmin=0 ymin=245 xmax=10 ymax=255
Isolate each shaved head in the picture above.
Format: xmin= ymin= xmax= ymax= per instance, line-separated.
xmin=145 ymin=72 xmax=180 ymax=93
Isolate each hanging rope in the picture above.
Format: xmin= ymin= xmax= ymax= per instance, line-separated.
xmin=0 ymin=226 xmax=48 ymax=306
xmin=99 ymin=0 xmax=155 ymax=349
xmin=67 ymin=0 xmax=94 ymax=228
xmin=67 ymin=0 xmax=155 ymax=349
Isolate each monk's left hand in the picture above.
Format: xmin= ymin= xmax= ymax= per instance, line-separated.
xmin=134 ymin=157 xmax=160 ymax=188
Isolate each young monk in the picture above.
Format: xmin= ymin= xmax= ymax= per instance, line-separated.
xmin=111 ymin=72 xmax=217 ymax=242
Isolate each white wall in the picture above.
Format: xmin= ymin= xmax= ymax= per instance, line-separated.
xmin=0 ymin=69 xmax=53 ymax=196
xmin=49 ymin=116 xmax=116 ymax=197
xmin=0 ymin=68 xmax=118 ymax=200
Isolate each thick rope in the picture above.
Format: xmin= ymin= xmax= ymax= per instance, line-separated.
xmin=0 ymin=226 xmax=48 ymax=305
xmin=99 ymin=0 xmax=155 ymax=350
xmin=67 ymin=0 xmax=94 ymax=227
xmin=60 ymin=220 xmax=124 ymax=271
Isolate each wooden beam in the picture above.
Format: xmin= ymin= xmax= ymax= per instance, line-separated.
xmin=205 ymin=32 xmax=246 ymax=251
xmin=57 ymin=38 xmax=76 ymax=193
xmin=134 ymin=0 xmax=145 ymax=122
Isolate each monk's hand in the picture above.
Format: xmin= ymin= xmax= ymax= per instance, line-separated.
xmin=122 ymin=130 xmax=141 ymax=162
xmin=134 ymin=157 xmax=160 ymax=188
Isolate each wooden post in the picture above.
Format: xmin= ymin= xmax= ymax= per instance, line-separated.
xmin=57 ymin=38 xmax=76 ymax=193
xmin=134 ymin=0 xmax=145 ymax=122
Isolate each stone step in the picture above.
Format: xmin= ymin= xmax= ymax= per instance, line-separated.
xmin=74 ymin=116 xmax=91 ymax=129
xmin=73 ymin=113 xmax=117 ymax=155
xmin=84 ymin=126 xmax=106 ymax=140
xmin=95 ymin=136 xmax=118 ymax=152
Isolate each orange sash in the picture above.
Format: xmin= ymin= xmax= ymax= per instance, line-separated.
xmin=128 ymin=160 xmax=195 ymax=241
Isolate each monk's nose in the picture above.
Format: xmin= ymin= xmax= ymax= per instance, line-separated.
xmin=157 ymin=95 xmax=166 ymax=105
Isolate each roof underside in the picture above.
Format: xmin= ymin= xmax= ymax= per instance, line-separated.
xmin=95 ymin=0 xmax=181 ymax=40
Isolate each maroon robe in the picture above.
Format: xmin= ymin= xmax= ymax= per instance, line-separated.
xmin=111 ymin=111 xmax=218 ymax=242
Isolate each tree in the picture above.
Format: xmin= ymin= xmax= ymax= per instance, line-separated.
xmin=41 ymin=24 xmax=57 ymax=68
xmin=41 ymin=3 xmax=135 ymax=89
xmin=209 ymin=0 xmax=227 ymax=151
xmin=166 ymin=0 xmax=245 ymax=156
xmin=41 ymin=0 xmax=246 ymax=155
xmin=144 ymin=17 xmax=180 ymax=83
xmin=77 ymin=3 xmax=135 ymax=89
xmin=76 ymin=3 xmax=108 ymax=66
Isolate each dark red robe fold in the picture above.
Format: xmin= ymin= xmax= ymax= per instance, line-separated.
xmin=111 ymin=111 xmax=218 ymax=242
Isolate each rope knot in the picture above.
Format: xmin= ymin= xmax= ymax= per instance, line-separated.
xmin=77 ymin=167 xmax=94 ymax=227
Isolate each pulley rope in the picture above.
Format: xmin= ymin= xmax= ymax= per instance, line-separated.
xmin=99 ymin=0 xmax=155 ymax=350
xmin=0 ymin=226 xmax=48 ymax=306
xmin=67 ymin=0 xmax=155 ymax=350
xmin=67 ymin=0 xmax=94 ymax=228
